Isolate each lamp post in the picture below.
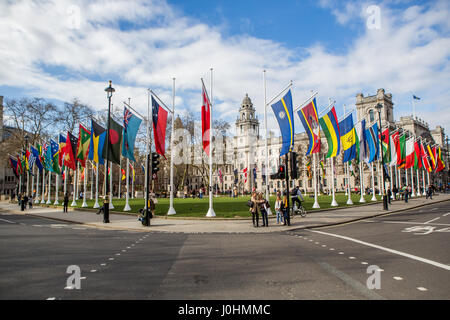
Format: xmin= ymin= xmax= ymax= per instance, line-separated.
xmin=103 ymin=80 xmax=115 ymax=223
xmin=375 ymin=103 xmax=388 ymax=210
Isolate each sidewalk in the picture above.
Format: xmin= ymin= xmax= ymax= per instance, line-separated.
xmin=1 ymin=194 xmax=449 ymax=233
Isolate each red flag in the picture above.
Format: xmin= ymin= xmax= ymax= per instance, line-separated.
xmin=121 ymin=168 xmax=126 ymax=180
xmin=436 ymin=147 xmax=445 ymax=172
xmin=201 ymin=80 xmax=211 ymax=156
xmin=420 ymin=142 xmax=431 ymax=172
xmin=151 ymin=96 xmax=168 ymax=159
xmin=63 ymin=131 xmax=78 ymax=170
xmin=414 ymin=141 xmax=422 ymax=169
xmin=243 ymin=167 xmax=248 ymax=183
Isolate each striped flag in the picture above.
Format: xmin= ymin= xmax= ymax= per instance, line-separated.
xmin=319 ymin=106 xmax=340 ymax=158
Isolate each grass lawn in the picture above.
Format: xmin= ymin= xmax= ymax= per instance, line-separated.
xmin=55 ymin=193 xmax=382 ymax=218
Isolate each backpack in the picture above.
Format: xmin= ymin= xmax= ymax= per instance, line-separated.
xmin=291 ymin=189 xmax=297 ymax=196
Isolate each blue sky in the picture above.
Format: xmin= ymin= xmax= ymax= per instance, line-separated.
xmin=1 ymin=0 xmax=449 ymax=137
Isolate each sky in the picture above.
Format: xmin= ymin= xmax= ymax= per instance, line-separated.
xmin=1 ymin=0 xmax=449 ymax=137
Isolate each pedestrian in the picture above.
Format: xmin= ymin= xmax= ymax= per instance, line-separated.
xmin=282 ymin=193 xmax=290 ymax=226
xmin=404 ymin=186 xmax=409 ymax=203
xmin=23 ymin=194 xmax=29 ymax=210
xmin=274 ymin=194 xmax=283 ymax=224
xmin=387 ymin=188 xmax=392 ymax=204
xmin=258 ymin=193 xmax=269 ymax=227
xmin=28 ymin=196 xmax=33 ymax=209
xmin=249 ymin=191 xmax=259 ymax=227
xmin=63 ymin=192 xmax=69 ymax=213
xmin=18 ymin=193 xmax=22 ymax=207
xmin=426 ymin=185 xmax=433 ymax=200
xmin=392 ymin=185 xmax=398 ymax=200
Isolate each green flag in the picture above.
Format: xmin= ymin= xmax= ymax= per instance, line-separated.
xmin=102 ymin=117 xmax=123 ymax=165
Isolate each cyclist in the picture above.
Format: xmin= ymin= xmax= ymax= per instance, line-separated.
xmin=291 ymin=185 xmax=304 ymax=211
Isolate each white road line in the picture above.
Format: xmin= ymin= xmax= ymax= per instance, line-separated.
xmin=91 ymin=270 xmax=97 ymax=273
xmin=0 ymin=218 xmax=16 ymax=224
xmin=322 ymin=245 xmax=327 ymax=247
xmin=64 ymin=286 xmax=74 ymax=290
xmin=339 ymin=252 xmax=344 ymax=255
xmin=393 ymin=277 xmax=403 ymax=281
xmin=108 ymin=258 xmax=114 ymax=261
xmin=380 ymin=220 xmax=450 ymax=226
xmin=443 ymin=213 xmax=450 ymax=217
xmin=46 ymin=297 xmax=56 ymax=300
xmin=361 ymin=262 xmax=368 ymax=265
xmin=349 ymin=257 xmax=356 ymax=259
xmin=310 ymin=229 xmax=450 ymax=271
xmin=425 ymin=217 xmax=440 ymax=224
xmin=431 ymin=208 xmax=438 ymax=211
xmin=100 ymin=263 xmax=106 ymax=266
xmin=329 ymin=248 xmax=335 ymax=251
xmin=417 ymin=287 xmax=428 ymax=291
xmin=116 ymin=253 xmax=121 ymax=256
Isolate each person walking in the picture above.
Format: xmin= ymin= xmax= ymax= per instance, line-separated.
xmin=28 ymin=195 xmax=33 ymax=209
xmin=404 ymin=185 xmax=409 ymax=203
xmin=63 ymin=192 xmax=69 ymax=213
xmin=258 ymin=193 xmax=269 ymax=227
xmin=274 ymin=194 xmax=283 ymax=224
xmin=387 ymin=188 xmax=392 ymax=204
xmin=392 ymin=185 xmax=398 ymax=200
xmin=426 ymin=185 xmax=433 ymax=200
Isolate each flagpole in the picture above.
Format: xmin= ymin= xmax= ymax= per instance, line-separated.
xmin=346 ymin=162 xmax=353 ymax=204
xmin=71 ymin=168 xmax=77 ymax=206
xmin=168 ymin=77 xmax=176 ymax=215
xmin=359 ymin=161 xmax=365 ymax=203
xmin=90 ymin=161 xmax=94 ymax=200
xmin=131 ymin=163 xmax=135 ymax=199
xmin=405 ymin=167 xmax=409 ymax=195
xmin=206 ymin=68 xmax=216 ymax=217
xmin=371 ymin=163 xmax=376 ymax=201
xmin=82 ymin=166 xmax=88 ymax=207
xmin=31 ymin=166 xmax=35 ymax=202
xmin=390 ymin=165 xmax=393 ymax=199
xmin=124 ymin=158 xmax=131 ymax=211
xmin=331 ymin=156 xmax=338 ymax=206
xmin=35 ymin=168 xmax=40 ymax=203
xmin=263 ymin=70 xmax=270 ymax=202
xmin=41 ymin=170 xmax=45 ymax=204
xmin=313 ymin=153 xmax=320 ymax=208
xmin=410 ymin=167 xmax=415 ymax=197
xmin=422 ymin=169 xmax=426 ymax=195
xmin=118 ymin=157 xmax=121 ymax=199
xmin=64 ymin=166 xmax=67 ymax=195
xmin=93 ymin=163 xmax=100 ymax=208
xmin=416 ymin=168 xmax=420 ymax=197
xmin=46 ymin=171 xmax=51 ymax=204
xmin=54 ymin=171 xmax=59 ymax=205
xmin=26 ymin=171 xmax=29 ymax=196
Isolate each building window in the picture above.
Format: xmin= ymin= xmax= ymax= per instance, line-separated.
xmin=299 ymin=181 xmax=303 ymax=188
xmin=369 ymin=109 xmax=375 ymax=122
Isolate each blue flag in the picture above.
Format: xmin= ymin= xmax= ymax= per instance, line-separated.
xmin=122 ymin=106 xmax=142 ymax=162
xmin=413 ymin=95 xmax=421 ymax=100
xmin=31 ymin=146 xmax=43 ymax=172
xmin=271 ymin=89 xmax=294 ymax=157
xmin=359 ymin=119 xmax=367 ymax=162
xmin=365 ymin=122 xmax=379 ymax=163
xmin=339 ymin=114 xmax=357 ymax=163
xmin=45 ymin=143 xmax=53 ymax=172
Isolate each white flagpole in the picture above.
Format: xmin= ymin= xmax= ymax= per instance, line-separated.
xmin=19 ymin=175 xmax=22 ymax=196
xmin=371 ymin=162 xmax=377 ymax=201
xmin=90 ymin=161 xmax=94 ymax=200
xmin=31 ymin=166 xmax=35 ymax=201
xmin=344 ymin=163 xmax=348 ymax=195
xmin=422 ymin=169 xmax=426 ymax=195
xmin=331 ymin=157 xmax=338 ymax=206
xmin=405 ymin=167 xmax=409 ymax=194
xmin=35 ymin=168 xmax=40 ymax=203
xmin=82 ymin=166 xmax=88 ymax=207
xmin=168 ymin=77 xmax=176 ymax=215
xmin=377 ymin=162 xmax=382 ymax=196
xmin=313 ymin=153 xmax=320 ymax=208
xmin=93 ymin=164 xmax=100 ymax=208
xmin=359 ymin=161 xmax=365 ymax=203
xmin=390 ymin=165 xmax=394 ymax=199
xmin=41 ymin=170 xmax=45 ymax=204
xmin=46 ymin=171 xmax=51 ymax=204
xmin=26 ymin=171 xmax=29 ymax=196
xmin=54 ymin=171 xmax=59 ymax=205
xmin=109 ymin=162 xmax=114 ymax=209
xmin=71 ymin=168 xmax=77 ymax=206
xmin=124 ymin=158 xmax=131 ymax=211
xmin=118 ymin=157 xmax=121 ymax=199
xmin=398 ymin=166 xmax=402 ymax=189
xmin=63 ymin=166 xmax=67 ymax=195
xmin=346 ymin=162 xmax=353 ymax=204
xmin=206 ymin=68 xmax=216 ymax=217
xmin=131 ymin=164 xmax=135 ymax=199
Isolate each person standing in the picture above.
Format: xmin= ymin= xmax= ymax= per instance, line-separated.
xmin=274 ymin=194 xmax=283 ymax=224
xmin=404 ymin=185 xmax=409 ymax=203
xmin=259 ymin=193 xmax=269 ymax=227
xmin=63 ymin=192 xmax=69 ymax=213
xmin=282 ymin=193 xmax=290 ymax=226
xmin=426 ymin=185 xmax=433 ymax=200
xmin=250 ymin=191 xmax=259 ymax=227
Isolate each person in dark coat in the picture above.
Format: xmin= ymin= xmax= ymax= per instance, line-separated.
xmin=63 ymin=193 xmax=69 ymax=213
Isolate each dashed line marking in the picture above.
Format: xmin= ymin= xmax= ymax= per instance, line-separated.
xmin=64 ymin=286 xmax=75 ymax=290
xmin=329 ymin=248 xmax=335 ymax=251
xmin=46 ymin=297 xmax=56 ymax=300
xmin=417 ymin=287 xmax=428 ymax=291
xmin=91 ymin=270 xmax=97 ymax=273
xmin=339 ymin=252 xmax=344 ymax=255
xmin=116 ymin=253 xmax=121 ymax=256
xmin=393 ymin=277 xmax=403 ymax=281
xmin=101 ymin=263 xmax=106 ymax=266
xmin=0 ymin=218 xmax=16 ymax=224
xmin=108 ymin=258 xmax=114 ymax=261
xmin=361 ymin=262 xmax=368 ymax=265
xmin=349 ymin=257 xmax=356 ymax=259
xmin=425 ymin=217 xmax=440 ymax=224
xmin=122 ymin=250 xmax=126 ymax=252
xmin=443 ymin=213 xmax=450 ymax=217
xmin=322 ymin=245 xmax=326 ymax=247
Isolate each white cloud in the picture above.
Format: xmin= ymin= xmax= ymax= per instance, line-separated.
xmin=0 ymin=0 xmax=449 ymax=139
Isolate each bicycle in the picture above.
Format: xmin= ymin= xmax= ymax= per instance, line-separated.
xmin=289 ymin=201 xmax=307 ymax=218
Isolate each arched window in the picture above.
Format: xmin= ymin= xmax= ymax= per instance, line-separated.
xmin=369 ymin=109 xmax=375 ymax=122
xmin=242 ymin=113 xmax=245 ymax=120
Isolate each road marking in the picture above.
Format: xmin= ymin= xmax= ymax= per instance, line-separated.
xmin=443 ymin=213 xmax=450 ymax=217
xmin=122 ymin=250 xmax=126 ymax=252
xmin=46 ymin=297 xmax=56 ymax=300
xmin=349 ymin=257 xmax=356 ymax=259
xmin=380 ymin=221 xmax=450 ymax=226
xmin=393 ymin=277 xmax=403 ymax=281
xmin=64 ymin=286 xmax=75 ymax=290
xmin=339 ymin=252 xmax=344 ymax=255
xmin=127 ymin=247 xmax=131 ymax=249
xmin=329 ymin=248 xmax=335 ymax=251
xmin=108 ymin=258 xmax=114 ymax=261
xmin=322 ymin=245 xmax=327 ymax=247
xmin=431 ymin=208 xmax=438 ymax=211
xmin=0 ymin=218 xmax=16 ymax=224
xmin=101 ymin=263 xmax=106 ymax=266
xmin=116 ymin=253 xmax=121 ymax=256
xmin=417 ymin=287 xmax=428 ymax=291
xmin=310 ymin=229 xmax=450 ymax=271
xmin=425 ymin=217 xmax=440 ymax=224
xmin=361 ymin=262 xmax=368 ymax=265
xmin=73 ymin=227 xmax=86 ymax=230
xmin=91 ymin=270 xmax=97 ymax=273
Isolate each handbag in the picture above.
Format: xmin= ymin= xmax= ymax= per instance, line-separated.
xmin=247 ymin=200 xmax=254 ymax=207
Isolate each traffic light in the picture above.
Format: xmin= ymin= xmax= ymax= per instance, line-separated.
xmin=278 ymin=164 xmax=286 ymax=180
xmin=151 ymin=152 xmax=160 ymax=178
xmin=290 ymin=152 xmax=298 ymax=179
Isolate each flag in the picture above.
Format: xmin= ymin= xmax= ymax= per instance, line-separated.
xmin=426 ymin=144 xmax=436 ymax=170
xmin=339 ymin=114 xmax=357 ymax=163
xmin=50 ymin=139 xmax=60 ymax=174
xmin=358 ymin=119 xmax=367 ymax=163
xmin=102 ymin=117 xmax=123 ymax=165
xmin=319 ymin=106 xmax=340 ymax=158
xmin=122 ymin=106 xmax=142 ymax=162
xmin=80 ymin=167 xmax=85 ymax=181
xmin=435 ymin=146 xmax=445 ymax=172
xmin=420 ymin=142 xmax=431 ymax=172
xmin=389 ymin=132 xmax=399 ymax=166
xmin=16 ymin=154 xmax=23 ymax=175
xmin=201 ymin=79 xmax=211 ymax=156
xmin=130 ymin=163 xmax=135 ymax=180
xmin=298 ymin=97 xmax=320 ymax=156
xmin=413 ymin=140 xmax=422 ymax=170
xmin=365 ymin=123 xmax=379 ymax=163
xmin=320 ymin=160 xmax=325 ymax=176
xmin=404 ymin=137 xmax=415 ymax=169
xmin=271 ymin=89 xmax=295 ymax=157
xmin=26 ymin=149 xmax=36 ymax=173
xmin=121 ymin=168 xmax=126 ymax=181
xmin=218 ymin=169 xmax=223 ymax=183
xmin=381 ymin=128 xmax=390 ymax=163
xmin=22 ymin=151 xmax=29 ymax=172
xmin=397 ymin=134 xmax=406 ymax=168
xmin=306 ymin=158 xmax=312 ymax=180
xmin=243 ymin=167 xmax=248 ymax=183
xmin=151 ymin=96 xmax=168 ymax=158
xmin=88 ymin=120 xmax=106 ymax=165
xmin=9 ymin=156 xmax=19 ymax=178
xmin=45 ymin=143 xmax=53 ymax=172
xmin=76 ymin=124 xmax=91 ymax=167
xmin=59 ymin=134 xmax=67 ymax=167
xmin=413 ymin=95 xmax=421 ymax=100
xmin=31 ymin=146 xmax=43 ymax=172
xmin=64 ymin=131 xmax=78 ymax=171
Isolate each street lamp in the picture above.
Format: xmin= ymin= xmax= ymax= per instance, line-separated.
xmin=103 ymin=80 xmax=115 ymax=223
xmin=375 ymin=103 xmax=388 ymax=210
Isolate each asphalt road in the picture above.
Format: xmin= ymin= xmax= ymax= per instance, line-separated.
xmin=0 ymin=201 xmax=449 ymax=300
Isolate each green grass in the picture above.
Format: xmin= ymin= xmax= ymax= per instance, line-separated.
xmin=51 ymin=193 xmax=382 ymax=218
